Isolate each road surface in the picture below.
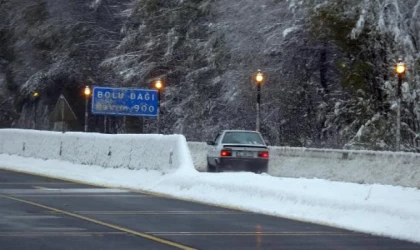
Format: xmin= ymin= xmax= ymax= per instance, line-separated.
xmin=0 ymin=169 xmax=418 ymax=250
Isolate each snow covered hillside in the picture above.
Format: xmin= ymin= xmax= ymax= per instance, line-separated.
xmin=2 ymin=0 xmax=420 ymax=151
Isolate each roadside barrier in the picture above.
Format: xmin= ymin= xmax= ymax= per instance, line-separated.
xmin=0 ymin=129 xmax=194 ymax=174
xmin=0 ymin=129 xmax=418 ymax=188
xmin=188 ymin=142 xmax=420 ymax=188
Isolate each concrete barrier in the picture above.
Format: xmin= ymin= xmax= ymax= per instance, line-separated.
xmin=187 ymin=142 xmax=420 ymax=188
xmin=1 ymin=129 xmax=418 ymax=188
xmin=0 ymin=129 xmax=195 ymax=174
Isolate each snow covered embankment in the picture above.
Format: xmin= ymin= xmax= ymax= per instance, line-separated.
xmin=0 ymin=129 xmax=195 ymax=174
xmin=188 ymin=142 xmax=420 ymax=188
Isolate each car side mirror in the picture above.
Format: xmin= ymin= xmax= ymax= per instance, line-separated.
xmin=206 ymin=141 xmax=215 ymax=146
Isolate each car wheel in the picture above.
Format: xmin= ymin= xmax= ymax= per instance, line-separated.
xmin=207 ymin=160 xmax=216 ymax=172
xmin=254 ymin=167 xmax=268 ymax=174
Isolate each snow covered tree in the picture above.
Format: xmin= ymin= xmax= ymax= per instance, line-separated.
xmin=102 ymin=0 xmax=229 ymax=139
xmin=305 ymin=0 xmax=420 ymax=151
xmin=0 ymin=0 xmax=129 ymax=130
xmin=1 ymin=0 xmax=419 ymax=151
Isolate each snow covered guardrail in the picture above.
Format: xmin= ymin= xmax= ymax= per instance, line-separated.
xmin=188 ymin=142 xmax=420 ymax=188
xmin=1 ymin=130 xmax=418 ymax=188
xmin=0 ymin=129 xmax=195 ymax=174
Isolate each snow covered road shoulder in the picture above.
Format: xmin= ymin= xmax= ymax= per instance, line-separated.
xmin=0 ymin=153 xmax=419 ymax=244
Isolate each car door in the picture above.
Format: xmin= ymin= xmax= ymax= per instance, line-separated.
xmin=208 ymin=132 xmax=222 ymax=163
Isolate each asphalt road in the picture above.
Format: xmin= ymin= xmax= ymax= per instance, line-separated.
xmin=0 ymin=169 xmax=418 ymax=250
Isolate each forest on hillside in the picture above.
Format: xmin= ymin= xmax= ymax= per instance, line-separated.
xmin=1 ymin=0 xmax=420 ymax=151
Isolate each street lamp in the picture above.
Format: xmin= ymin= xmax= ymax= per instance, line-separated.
xmin=84 ymin=86 xmax=91 ymax=132
xmin=254 ymin=70 xmax=264 ymax=132
xmin=32 ymin=91 xmax=39 ymax=129
xmin=154 ymin=79 xmax=163 ymax=134
xmin=395 ymin=59 xmax=406 ymax=151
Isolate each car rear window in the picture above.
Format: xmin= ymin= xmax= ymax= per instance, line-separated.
xmin=222 ymin=132 xmax=265 ymax=145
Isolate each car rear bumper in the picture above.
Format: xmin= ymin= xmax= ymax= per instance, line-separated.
xmin=215 ymin=157 xmax=268 ymax=172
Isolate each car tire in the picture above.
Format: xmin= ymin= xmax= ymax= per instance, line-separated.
xmin=254 ymin=167 xmax=268 ymax=174
xmin=207 ymin=160 xmax=216 ymax=173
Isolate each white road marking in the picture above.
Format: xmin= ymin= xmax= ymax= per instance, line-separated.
xmin=0 ymin=188 xmax=129 ymax=194
xmin=3 ymin=215 xmax=60 ymax=219
xmin=75 ymin=210 xmax=243 ymax=215
xmin=33 ymin=186 xmax=59 ymax=191
xmin=14 ymin=194 xmax=146 ymax=197
xmin=33 ymin=227 xmax=87 ymax=231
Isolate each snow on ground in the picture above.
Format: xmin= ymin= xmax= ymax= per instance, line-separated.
xmin=0 ymin=153 xmax=419 ymax=244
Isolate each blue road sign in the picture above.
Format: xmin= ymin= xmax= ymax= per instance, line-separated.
xmin=91 ymin=86 xmax=158 ymax=117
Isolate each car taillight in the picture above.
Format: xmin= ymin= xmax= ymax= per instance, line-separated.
xmin=220 ymin=150 xmax=232 ymax=157
xmin=258 ymin=151 xmax=269 ymax=158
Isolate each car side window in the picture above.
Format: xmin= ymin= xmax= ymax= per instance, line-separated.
xmin=214 ymin=133 xmax=222 ymax=145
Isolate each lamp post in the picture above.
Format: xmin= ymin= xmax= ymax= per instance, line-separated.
xmin=84 ymin=86 xmax=91 ymax=132
xmin=254 ymin=70 xmax=264 ymax=132
xmin=32 ymin=91 xmax=39 ymax=129
xmin=154 ymin=79 xmax=163 ymax=134
xmin=395 ymin=59 xmax=406 ymax=151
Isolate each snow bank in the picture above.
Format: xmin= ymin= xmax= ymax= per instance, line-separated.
xmin=0 ymin=154 xmax=419 ymax=244
xmin=188 ymin=142 xmax=420 ymax=188
xmin=0 ymin=129 xmax=195 ymax=174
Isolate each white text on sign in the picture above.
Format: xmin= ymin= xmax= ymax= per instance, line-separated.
xmin=96 ymin=91 xmax=155 ymax=101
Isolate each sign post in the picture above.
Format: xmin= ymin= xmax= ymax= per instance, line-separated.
xmin=50 ymin=94 xmax=77 ymax=133
xmin=91 ymin=87 xmax=158 ymax=133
